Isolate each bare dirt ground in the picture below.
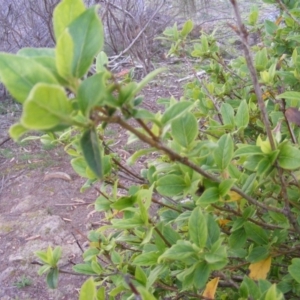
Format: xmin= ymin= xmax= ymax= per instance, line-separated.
xmin=0 ymin=64 xmax=184 ymax=300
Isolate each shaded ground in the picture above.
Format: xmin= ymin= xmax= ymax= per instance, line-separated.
xmin=0 ymin=64 xmax=184 ymax=300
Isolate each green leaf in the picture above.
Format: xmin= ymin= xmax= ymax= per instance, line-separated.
xmin=9 ymin=123 xmax=28 ymax=141
xmin=68 ymin=7 xmax=104 ymax=78
xmin=110 ymin=196 xmax=137 ymax=211
xmin=80 ymin=128 xmax=102 ymax=178
xmin=264 ymin=20 xmax=277 ymax=35
xmin=0 ymin=53 xmax=58 ymax=103
xmin=276 ymin=91 xmax=300 ymax=101
xmin=97 ymin=287 xmax=106 ymax=300
xmin=247 ymin=246 xmax=270 ymax=263
xmin=278 ymin=143 xmax=300 ymax=170
xmin=46 ymin=268 xmax=59 ymax=289
xmin=156 ymin=175 xmax=187 ymax=197
xmin=221 ymin=103 xmax=235 ymax=126
xmin=111 ymin=216 xmax=144 ymax=229
xmin=289 ymin=258 xmax=300 ymax=283
xmin=38 ymin=265 xmax=51 ymax=276
xmin=18 ymin=47 xmax=55 ymax=58
xmin=55 ymin=29 xmax=74 ymax=80
xmin=235 ymin=100 xmax=249 ymax=129
xmin=21 ymin=83 xmax=72 ymax=130
xmin=244 ymin=222 xmax=269 ymax=245
xmin=255 ymin=48 xmax=268 ymax=71
xmin=161 ymin=101 xmax=193 ymax=125
xmin=206 ymin=214 xmax=220 ymax=248
xmin=135 ymin=266 xmax=147 ymax=286
xmin=79 ymin=277 xmax=96 ymax=300
xmin=171 ymin=112 xmax=198 ymax=147
xmin=96 ymin=51 xmax=109 ymax=73
xmin=133 ymin=252 xmax=160 ymax=266
xmin=78 ymin=73 xmax=107 ymax=115
xmin=234 ymin=145 xmax=263 ymax=157
xmin=248 ymin=6 xmax=259 ymax=26
xmin=214 ymin=134 xmax=234 ymax=170
xmin=229 ymin=228 xmax=247 ymax=249
xmin=147 ymin=265 xmax=168 ymax=289
xmin=71 ymin=157 xmax=88 ymax=177
xmin=196 ymin=187 xmax=220 ymax=206
xmin=219 ymin=179 xmax=236 ymax=197
xmin=158 ymin=240 xmax=197 ymax=262
xmin=52 ymin=247 xmax=62 ymax=264
xmin=137 ymin=286 xmax=157 ymax=300
xmin=264 ymin=284 xmax=284 ymax=300
xmin=180 ymin=20 xmax=194 ymax=38
xmin=73 ymin=263 xmax=97 ymax=275
xmin=53 ymin=0 xmax=86 ymax=40
xmin=193 ymin=262 xmax=210 ymax=289
xmin=188 ymin=207 xmax=207 ymax=248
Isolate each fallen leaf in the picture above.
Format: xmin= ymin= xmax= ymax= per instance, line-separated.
xmin=249 ymin=256 xmax=271 ymax=280
xmin=203 ymin=277 xmax=219 ymax=299
xmin=285 ymin=107 xmax=300 ymax=126
xmin=44 ymin=172 xmax=72 ymax=181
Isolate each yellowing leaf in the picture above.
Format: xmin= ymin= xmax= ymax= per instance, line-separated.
xmin=262 ymin=91 xmax=271 ymax=100
xmin=249 ymin=256 xmax=271 ymax=280
xmin=202 ymin=277 xmax=219 ymax=299
xmin=228 ymin=191 xmax=243 ymax=202
xmin=218 ymin=219 xmax=230 ymax=227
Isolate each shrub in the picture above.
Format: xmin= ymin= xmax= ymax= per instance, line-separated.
xmin=1 ymin=0 xmax=300 ymax=299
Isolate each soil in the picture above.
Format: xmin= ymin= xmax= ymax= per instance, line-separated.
xmin=0 ymin=64 xmax=184 ymax=300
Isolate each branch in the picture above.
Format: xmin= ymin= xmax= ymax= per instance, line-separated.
xmin=229 ymin=0 xmax=276 ymax=151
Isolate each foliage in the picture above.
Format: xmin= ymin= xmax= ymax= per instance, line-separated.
xmin=1 ymin=0 xmax=300 ymax=299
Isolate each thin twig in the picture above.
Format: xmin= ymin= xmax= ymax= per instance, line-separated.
xmin=229 ymin=0 xmax=276 ymax=151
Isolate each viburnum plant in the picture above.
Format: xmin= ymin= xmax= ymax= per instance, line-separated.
xmin=2 ymin=0 xmax=300 ymax=298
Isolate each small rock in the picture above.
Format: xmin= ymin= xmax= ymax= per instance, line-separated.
xmin=8 ymin=254 xmax=25 ymax=263
xmin=10 ymin=195 xmax=36 ymax=213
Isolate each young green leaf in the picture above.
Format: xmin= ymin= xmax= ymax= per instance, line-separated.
xmin=53 ymin=0 xmax=86 ymax=40
xmin=78 ymin=72 xmax=107 ymax=115
xmin=158 ymin=240 xmax=197 ymax=262
xmin=171 ymin=112 xmax=198 ymax=148
xmin=278 ymin=143 xmax=300 ymax=170
xmin=80 ymin=128 xmax=102 ymax=178
xmin=180 ymin=20 xmax=194 ymax=38
xmin=96 ymin=51 xmax=109 ymax=73
xmin=55 ymin=29 xmax=74 ymax=80
xmin=73 ymin=263 xmax=97 ymax=275
xmin=0 ymin=54 xmax=58 ymax=103
xmin=188 ymin=207 xmax=208 ymax=248
xmin=21 ymin=83 xmax=73 ymax=130
xmin=79 ymin=277 xmax=96 ymax=300
xmin=9 ymin=123 xmax=28 ymax=141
